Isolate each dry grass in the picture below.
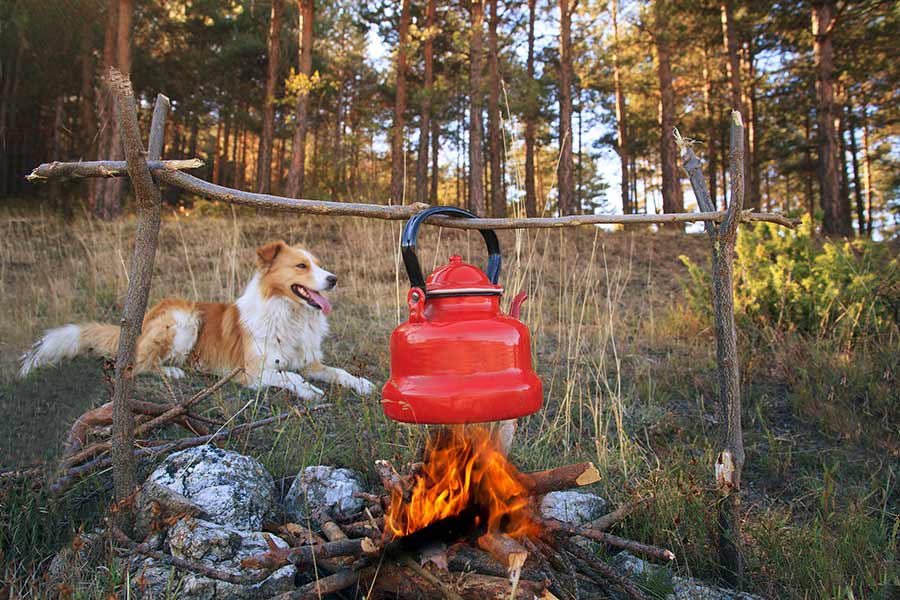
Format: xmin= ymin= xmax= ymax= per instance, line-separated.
xmin=1 ymin=205 xmax=897 ymax=599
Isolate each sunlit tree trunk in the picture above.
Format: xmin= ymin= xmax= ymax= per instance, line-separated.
xmin=557 ymin=0 xmax=576 ymax=215
xmin=524 ymin=0 xmax=538 ymax=217
xmin=744 ymin=40 xmax=760 ymax=210
xmin=702 ymin=46 xmax=718 ymax=209
xmin=813 ymin=1 xmax=850 ymax=236
xmin=286 ymin=0 xmax=314 ymax=198
xmin=611 ymin=0 xmax=630 ymax=214
xmin=430 ymin=119 xmax=440 ymax=203
xmin=390 ymin=0 xmax=411 ymax=204
xmin=860 ymin=101 xmax=874 ymax=234
xmin=653 ymin=0 xmax=683 ymax=224
xmin=468 ymin=0 xmax=486 ymax=214
xmin=257 ymin=0 xmax=283 ymax=193
xmin=486 ymin=0 xmax=504 ymax=217
xmin=416 ymin=0 xmax=436 ymax=205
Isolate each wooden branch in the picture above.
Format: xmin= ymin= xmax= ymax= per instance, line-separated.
xmin=588 ymin=497 xmax=650 ymax=531
xmin=675 ymin=129 xmax=717 ymax=238
xmin=50 ymin=412 xmax=291 ymax=493
xmin=240 ymin=536 xmax=379 ymax=570
xmin=477 ymin=532 xmax=528 ymax=597
xmin=564 ymin=541 xmax=650 ymax=600
xmin=713 ymin=110 xmax=747 ymax=585
xmin=26 ymin=159 xmax=203 ymax=181
xmin=108 ymin=67 xmax=165 ymax=534
xmin=526 ymin=462 xmax=600 ymax=495
xmin=542 ymin=520 xmax=675 ymax=562
xmin=267 ymin=569 xmax=363 ymax=600
xmin=26 ymin=153 xmax=797 ymax=229
xmin=721 ymin=110 xmax=746 ymax=241
xmin=111 ymin=526 xmax=268 ymax=585
xmin=147 ymin=94 xmax=170 ymax=160
xmin=61 ymin=369 xmax=242 ymax=469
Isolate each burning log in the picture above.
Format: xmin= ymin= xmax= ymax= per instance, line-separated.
xmin=525 ymin=461 xmax=601 ymax=495
xmin=477 ymin=532 xmax=529 ymax=598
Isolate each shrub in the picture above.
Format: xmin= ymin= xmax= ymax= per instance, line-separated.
xmin=680 ymin=217 xmax=900 ymax=339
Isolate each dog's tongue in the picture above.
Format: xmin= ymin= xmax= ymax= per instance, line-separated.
xmin=309 ymin=289 xmax=332 ymax=316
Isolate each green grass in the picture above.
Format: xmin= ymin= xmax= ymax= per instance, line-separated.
xmin=1 ymin=206 xmax=898 ymax=598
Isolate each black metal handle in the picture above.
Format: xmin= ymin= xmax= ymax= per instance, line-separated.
xmin=401 ymin=207 xmax=501 ymax=290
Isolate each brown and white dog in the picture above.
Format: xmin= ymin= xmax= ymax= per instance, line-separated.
xmin=19 ymin=240 xmax=375 ymax=400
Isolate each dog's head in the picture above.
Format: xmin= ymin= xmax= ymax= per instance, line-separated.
xmin=255 ymin=240 xmax=336 ymax=315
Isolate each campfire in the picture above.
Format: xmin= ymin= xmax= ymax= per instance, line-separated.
xmin=384 ymin=426 xmax=539 ymax=541
xmin=240 ymin=426 xmax=674 ymax=599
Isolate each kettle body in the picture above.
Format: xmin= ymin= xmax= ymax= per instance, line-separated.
xmin=381 ymin=207 xmax=543 ymax=424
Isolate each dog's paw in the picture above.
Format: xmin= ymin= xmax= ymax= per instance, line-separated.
xmin=353 ymin=377 xmax=377 ymax=396
xmin=296 ymin=382 xmax=325 ymax=400
xmin=161 ymin=366 xmax=186 ymax=379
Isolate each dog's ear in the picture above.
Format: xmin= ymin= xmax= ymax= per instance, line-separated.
xmin=256 ymin=240 xmax=285 ymax=269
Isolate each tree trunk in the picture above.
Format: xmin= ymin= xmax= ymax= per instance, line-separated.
xmin=860 ymin=102 xmax=874 ymax=235
xmin=390 ymin=0 xmax=412 ymax=204
xmin=486 ymin=0 xmax=504 ymax=217
xmin=415 ymin=0 xmax=436 ymax=205
xmin=612 ymin=0 xmax=630 ymax=215
xmin=702 ymin=46 xmax=718 ymax=209
xmin=557 ymin=0 xmax=576 ymax=216
xmin=78 ymin=21 xmax=96 ymax=160
xmin=803 ymin=114 xmax=815 ymax=219
xmin=743 ymin=40 xmax=760 ymax=210
xmin=812 ymin=1 xmax=850 ymax=236
xmin=846 ymin=103 xmax=865 ymax=236
xmin=258 ymin=0 xmax=283 ymax=194
xmin=468 ymin=0 xmax=486 ymax=215
xmin=92 ymin=0 xmax=119 ymax=218
xmin=654 ymin=1 xmax=683 ymax=224
xmin=838 ymin=100 xmax=852 ymax=233
xmin=721 ymin=0 xmax=754 ymax=210
xmin=286 ymin=0 xmax=314 ymax=198
xmin=524 ymin=0 xmax=538 ymax=217
xmin=430 ymin=118 xmax=440 ymax=203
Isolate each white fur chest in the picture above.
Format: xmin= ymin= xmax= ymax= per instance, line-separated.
xmin=236 ymin=274 xmax=329 ymax=370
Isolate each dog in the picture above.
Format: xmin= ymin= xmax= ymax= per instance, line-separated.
xmin=19 ymin=240 xmax=375 ymax=400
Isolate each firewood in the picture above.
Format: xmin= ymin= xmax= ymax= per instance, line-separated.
xmin=452 ymin=573 xmax=553 ymax=599
xmin=525 ymin=462 xmax=600 ymax=495
xmin=267 ymin=569 xmax=362 ymax=599
xmin=241 ymin=536 xmax=379 ymax=570
xmin=477 ymin=531 xmax=529 ymax=595
xmin=447 ymin=544 xmax=545 ymax=582
xmin=564 ymin=540 xmax=650 ymax=600
xmin=589 ymin=497 xmax=651 ymax=531
xmin=111 ymin=526 xmax=267 ymax=585
xmin=341 ymin=519 xmax=382 ymax=539
xmin=543 ymin=519 xmax=675 ymax=562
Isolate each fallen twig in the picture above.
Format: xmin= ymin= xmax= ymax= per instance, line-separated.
xmin=542 ymin=519 xmax=675 ymax=562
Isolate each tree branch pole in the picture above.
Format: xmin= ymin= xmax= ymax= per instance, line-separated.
xmin=107 ymin=68 xmax=165 ymax=534
xmin=147 ymin=93 xmax=170 ymax=161
xmin=26 ymin=157 xmax=798 ymax=230
xmin=26 ymin=159 xmax=202 ymax=182
xmin=680 ymin=112 xmax=746 ymax=586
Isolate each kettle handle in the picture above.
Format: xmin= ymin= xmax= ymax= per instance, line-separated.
xmin=401 ymin=206 xmax=501 ymax=290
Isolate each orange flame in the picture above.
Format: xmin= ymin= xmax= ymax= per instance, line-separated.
xmin=385 ymin=426 xmax=539 ymax=540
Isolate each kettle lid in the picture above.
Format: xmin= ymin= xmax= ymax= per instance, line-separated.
xmin=426 ymin=255 xmax=503 ymax=297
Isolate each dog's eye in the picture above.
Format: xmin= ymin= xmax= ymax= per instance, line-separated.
xmin=296 ymin=263 xmax=308 ymax=269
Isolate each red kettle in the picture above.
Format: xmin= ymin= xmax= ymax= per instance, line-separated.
xmin=381 ymin=206 xmax=543 ymax=424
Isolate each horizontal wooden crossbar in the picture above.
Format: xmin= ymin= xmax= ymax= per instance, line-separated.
xmin=27 ymin=158 xmax=800 ymax=230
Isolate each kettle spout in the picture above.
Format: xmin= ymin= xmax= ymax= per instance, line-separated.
xmin=509 ymin=290 xmax=528 ymax=320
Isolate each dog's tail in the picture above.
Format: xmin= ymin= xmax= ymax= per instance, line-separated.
xmin=18 ymin=323 xmax=120 ymax=379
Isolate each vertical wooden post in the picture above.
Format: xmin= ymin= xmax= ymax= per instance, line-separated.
xmin=108 ymin=70 xmax=165 ymax=533
xmin=678 ymin=111 xmax=746 ymax=586
xmin=147 ymin=93 xmax=170 ymax=161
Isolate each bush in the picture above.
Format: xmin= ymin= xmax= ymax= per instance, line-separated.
xmin=680 ymin=217 xmax=900 ymax=338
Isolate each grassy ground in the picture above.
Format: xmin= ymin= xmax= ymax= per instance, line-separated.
xmin=1 ymin=203 xmax=897 ymax=599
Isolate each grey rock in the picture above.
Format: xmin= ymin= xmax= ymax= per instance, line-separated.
xmin=610 ymin=552 xmax=764 ymax=600
xmin=670 ymin=577 xmax=764 ymax=600
xmin=144 ymin=447 xmax=275 ymax=531
xmin=539 ymin=491 xmax=608 ymax=526
xmin=284 ymin=465 xmax=365 ymax=520
xmin=131 ymin=517 xmax=295 ymax=600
